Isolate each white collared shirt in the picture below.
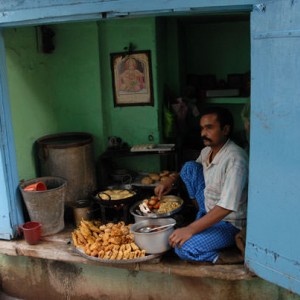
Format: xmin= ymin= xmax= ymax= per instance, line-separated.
xmin=196 ymin=139 xmax=248 ymax=229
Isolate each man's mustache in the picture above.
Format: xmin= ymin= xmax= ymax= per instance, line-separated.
xmin=201 ymin=136 xmax=212 ymax=142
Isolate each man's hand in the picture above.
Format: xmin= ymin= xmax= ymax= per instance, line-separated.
xmin=154 ymin=178 xmax=173 ymax=199
xmin=169 ymin=227 xmax=193 ymax=248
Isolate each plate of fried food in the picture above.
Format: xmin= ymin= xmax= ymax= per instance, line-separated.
xmin=132 ymin=170 xmax=178 ymax=187
xmin=130 ymin=195 xmax=184 ymax=219
xmin=71 ymin=219 xmax=160 ymax=263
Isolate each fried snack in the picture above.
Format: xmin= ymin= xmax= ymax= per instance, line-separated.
xmin=72 ymin=232 xmax=79 ymax=247
xmin=121 ymin=226 xmax=129 ymax=235
xmin=103 ymin=251 xmax=112 ymax=259
xmin=91 ymin=250 xmax=98 ymax=257
xmin=134 ymin=250 xmax=141 ymax=258
xmin=116 ymin=251 xmax=123 ymax=260
xmin=130 ymin=243 xmax=139 ymax=251
xmin=113 ymin=245 xmax=120 ymax=251
xmin=79 ymin=225 xmax=91 ymax=238
xmin=90 ymin=242 xmax=99 ymax=251
xmin=141 ymin=176 xmax=153 ymax=185
xmin=148 ymin=173 xmax=160 ymax=181
xmin=160 ymin=175 xmax=170 ymax=182
xmin=110 ymin=249 xmax=119 ymax=260
xmin=123 ymin=249 xmax=131 ymax=259
xmin=160 ymin=170 xmax=170 ymax=177
xmin=104 ymin=244 xmax=115 ymax=252
xmin=98 ymin=250 xmax=105 ymax=258
xmin=108 ymin=236 xmax=122 ymax=245
xmin=75 ymin=230 xmax=87 ymax=245
xmin=72 ymin=220 xmax=146 ymax=261
xmin=119 ymin=244 xmax=126 ymax=252
xmin=111 ymin=227 xmax=122 ymax=236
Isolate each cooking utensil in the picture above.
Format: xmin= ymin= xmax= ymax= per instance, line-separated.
xmin=137 ymin=224 xmax=175 ymax=233
xmin=130 ymin=195 xmax=184 ymax=222
xmin=130 ymin=218 xmax=176 ymax=254
xmin=94 ymin=188 xmax=137 ymax=206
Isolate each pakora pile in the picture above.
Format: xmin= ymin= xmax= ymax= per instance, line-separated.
xmin=72 ymin=220 xmax=146 ymax=260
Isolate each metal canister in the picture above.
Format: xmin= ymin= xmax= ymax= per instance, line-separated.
xmin=73 ymin=199 xmax=90 ymax=227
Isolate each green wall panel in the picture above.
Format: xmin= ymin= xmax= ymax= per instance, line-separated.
xmin=47 ymin=22 xmax=104 ymax=152
xmin=4 ymin=27 xmax=57 ymax=180
xmin=4 ymin=23 xmax=104 ymax=180
xmin=97 ymin=18 xmax=160 ymax=146
xmin=4 ymin=18 xmax=163 ymax=180
xmin=97 ymin=17 xmax=161 ymax=172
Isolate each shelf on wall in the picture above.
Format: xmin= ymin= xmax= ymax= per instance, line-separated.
xmin=205 ymin=97 xmax=250 ymax=104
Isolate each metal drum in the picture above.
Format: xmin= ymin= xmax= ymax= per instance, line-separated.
xmin=36 ymin=132 xmax=97 ymax=206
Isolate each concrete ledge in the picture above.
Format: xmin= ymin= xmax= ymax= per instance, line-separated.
xmin=0 ymin=228 xmax=255 ymax=281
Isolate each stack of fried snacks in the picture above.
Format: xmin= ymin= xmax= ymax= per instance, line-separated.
xmin=72 ymin=220 xmax=146 ymax=260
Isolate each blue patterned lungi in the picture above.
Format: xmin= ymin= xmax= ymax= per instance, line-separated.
xmin=174 ymin=161 xmax=240 ymax=262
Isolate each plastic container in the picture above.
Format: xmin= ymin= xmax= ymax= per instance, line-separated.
xmin=36 ymin=132 xmax=97 ymax=206
xmin=19 ymin=221 xmax=41 ymax=245
xmin=24 ymin=181 xmax=47 ymax=191
xmin=20 ymin=176 xmax=67 ymax=236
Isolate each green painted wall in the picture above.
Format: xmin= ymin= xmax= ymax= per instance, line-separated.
xmin=98 ymin=18 xmax=160 ymax=146
xmin=48 ymin=22 xmax=103 ymax=148
xmin=4 ymin=18 xmax=163 ymax=180
xmin=4 ymin=27 xmax=58 ymax=180
xmin=96 ymin=18 xmax=162 ymax=172
xmin=4 ymin=23 xmax=104 ymax=180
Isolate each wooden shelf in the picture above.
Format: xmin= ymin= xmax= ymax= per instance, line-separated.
xmin=205 ymin=97 xmax=250 ymax=104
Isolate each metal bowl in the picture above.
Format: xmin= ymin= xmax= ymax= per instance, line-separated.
xmin=130 ymin=218 xmax=176 ymax=254
xmin=130 ymin=195 xmax=183 ymax=223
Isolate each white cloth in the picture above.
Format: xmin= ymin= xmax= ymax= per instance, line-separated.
xmin=196 ymin=139 xmax=248 ymax=229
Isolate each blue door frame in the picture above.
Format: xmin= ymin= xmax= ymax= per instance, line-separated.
xmin=0 ymin=31 xmax=24 ymax=239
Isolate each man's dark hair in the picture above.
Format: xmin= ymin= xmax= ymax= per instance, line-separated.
xmin=200 ymin=106 xmax=234 ymax=137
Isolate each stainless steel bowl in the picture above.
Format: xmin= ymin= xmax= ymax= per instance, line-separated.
xmin=130 ymin=195 xmax=183 ymax=223
xmin=130 ymin=218 xmax=176 ymax=254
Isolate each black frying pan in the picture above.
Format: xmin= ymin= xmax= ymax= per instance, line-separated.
xmin=94 ymin=188 xmax=137 ymax=206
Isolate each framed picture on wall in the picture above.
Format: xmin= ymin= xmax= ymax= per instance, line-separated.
xmin=110 ymin=50 xmax=154 ymax=107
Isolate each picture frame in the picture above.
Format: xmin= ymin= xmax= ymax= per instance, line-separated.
xmin=110 ymin=50 xmax=154 ymax=107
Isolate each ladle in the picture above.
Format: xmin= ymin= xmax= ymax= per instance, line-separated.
xmin=138 ymin=224 xmax=175 ymax=233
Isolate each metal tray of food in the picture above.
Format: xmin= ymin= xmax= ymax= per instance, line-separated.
xmin=73 ymin=246 xmax=161 ymax=264
xmin=130 ymin=195 xmax=184 ymax=218
xmin=131 ymin=171 xmax=178 ymax=188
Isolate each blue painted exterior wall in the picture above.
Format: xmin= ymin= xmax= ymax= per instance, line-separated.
xmin=246 ymin=0 xmax=300 ymax=295
xmin=0 ymin=0 xmax=299 ymax=295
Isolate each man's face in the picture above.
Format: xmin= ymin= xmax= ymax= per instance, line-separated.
xmin=200 ymin=113 xmax=229 ymax=148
